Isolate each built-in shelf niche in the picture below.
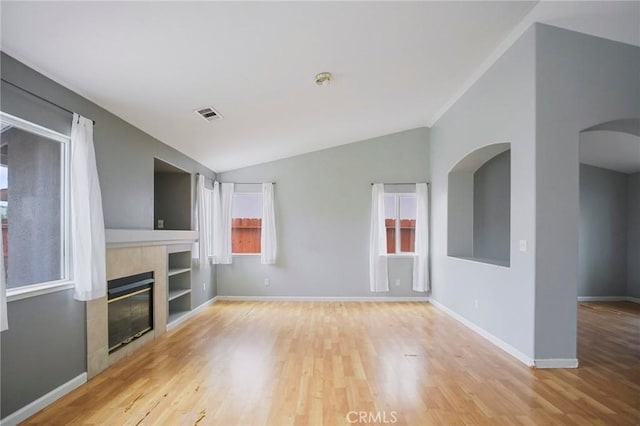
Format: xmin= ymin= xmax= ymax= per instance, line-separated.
xmin=154 ymin=158 xmax=192 ymax=231
xmin=447 ymin=143 xmax=511 ymax=267
xmin=167 ymin=246 xmax=193 ymax=326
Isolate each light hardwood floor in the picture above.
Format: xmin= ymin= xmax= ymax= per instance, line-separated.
xmin=23 ymin=301 xmax=639 ymax=425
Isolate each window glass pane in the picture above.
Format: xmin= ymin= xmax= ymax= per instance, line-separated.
xmin=1 ymin=120 xmax=63 ymax=288
xmin=232 ymin=193 xmax=262 ymax=254
xmin=384 ymin=194 xmax=396 ymax=254
xmin=399 ymin=196 xmax=416 ymax=252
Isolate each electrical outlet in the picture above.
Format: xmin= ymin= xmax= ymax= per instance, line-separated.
xmin=519 ymin=240 xmax=527 ymax=252
xmin=264 ymin=278 xmax=270 ymax=286
xmin=157 ymin=219 xmax=164 ymax=229
xmin=203 ymin=282 xmax=206 ymax=291
xmin=395 ymin=279 xmax=401 ymax=287
xmin=474 ymin=299 xmax=479 ymax=309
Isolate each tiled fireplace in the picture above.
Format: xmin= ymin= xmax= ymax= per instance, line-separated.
xmin=86 ymin=245 xmax=167 ymax=378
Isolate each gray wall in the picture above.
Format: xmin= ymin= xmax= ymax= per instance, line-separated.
xmin=628 ymin=173 xmax=640 ymax=298
xmin=473 ymin=150 xmax=511 ymax=263
xmin=534 ymin=24 xmax=640 ymax=359
xmin=1 ymin=52 xmax=216 ymax=418
xmin=218 ymin=128 xmax=429 ymax=297
xmin=430 ymin=27 xmax=536 ymax=359
xmin=1 ymin=290 xmax=86 ymax=418
xmin=578 ymin=164 xmax=628 ymax=297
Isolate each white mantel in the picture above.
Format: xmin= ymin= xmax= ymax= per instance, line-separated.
xmin=105 ymin=229 xmax=198 ymax=248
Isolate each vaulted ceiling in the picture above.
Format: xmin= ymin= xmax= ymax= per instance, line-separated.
xmin=1 ymin=1 xmax=638 ymax=172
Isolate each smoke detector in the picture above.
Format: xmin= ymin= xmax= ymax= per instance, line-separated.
xmin=194 ymin=106 xmax=223 ymax=122
xmin=315 ymin=72 xmax=332 ymax=86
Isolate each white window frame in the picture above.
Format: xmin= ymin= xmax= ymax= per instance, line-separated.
xmin=385 ymin=192 xmax=417 ymax=257
xmin=231 ymin=191 xmax=262 ymax=256
xmin=1 ymin=112 xmax=73 ymax=302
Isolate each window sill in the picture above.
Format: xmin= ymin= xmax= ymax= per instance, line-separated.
xmin=7 ymin=280 xmax=75 ymax=302
xmin=385 ymin=253 xmax=417 ymax=258
xmin=232 ymin=253 xmax=261 ymax=257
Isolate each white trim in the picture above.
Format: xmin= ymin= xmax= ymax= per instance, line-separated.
xmin=6 ymin=281 xmax=74 ymax=302
xmin=577 ymin=296 xmax=640 ymax=304
xmin=166 ymin=296 xmax=218 ymax=331
xmin=577 ymin=296 xmax=627 ymax=302
xmin=534 ymin=358 xmax=579 ymax=369
xmin=0 ymin=373 xmax=87 ymax=426
xmin=215 ymin=296 xmax=430 ymax=302
xmin=429 ymin=298 xmax=534 ymax=367
xmin=0 ymin=111 xmax=70 ymax=143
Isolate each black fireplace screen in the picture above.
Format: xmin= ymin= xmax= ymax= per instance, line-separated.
xmin=107 ymin=271 xmax=154 ymax=353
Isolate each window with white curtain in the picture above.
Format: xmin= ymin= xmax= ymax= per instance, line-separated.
xmin=384 ymin=193 xmax=417 ymax=254
xmin=0 ymin=112 xmax=70 ymax=291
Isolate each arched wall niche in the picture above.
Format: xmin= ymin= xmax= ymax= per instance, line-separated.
xmin=447 ymin=142 xmax=512 ymax=266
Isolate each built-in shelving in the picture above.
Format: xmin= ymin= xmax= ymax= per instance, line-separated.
xmin=167 ymin=288 xmax=192 ymax=301
xmin=168 ymin=267 xmax=191 ymax=277
xmin=167 ymin=244 xmax=193 ymax=327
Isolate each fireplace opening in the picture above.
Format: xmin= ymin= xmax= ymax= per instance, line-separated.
xmin=108 ymin=271 xmax=154 ymax=353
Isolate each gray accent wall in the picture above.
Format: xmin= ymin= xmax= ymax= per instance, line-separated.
xmin=1 ymin=290 xmax=85 ymax=418
xmin=218 ymin=128 xmax=428 ymax=297
xmin=1 ymin=52 xmax=216 ymax=418
xmin=579 ymin=164 xmax=628 ymax=297
xmin=473 ymin=150 xmax=511 ymax=264
xmin=430 ymin=28 xmax=536 ymax=360
xmin=628 ymin=173 xmax=640 ymax=298
xmin=534 ymin=24 xmax=640 ymax=359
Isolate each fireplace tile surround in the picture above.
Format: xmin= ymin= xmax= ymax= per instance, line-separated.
xmin=87 ymin=230 xmax=197 ymax=379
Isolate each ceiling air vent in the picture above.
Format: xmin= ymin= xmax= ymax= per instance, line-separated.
xmin=194 ymin=106 xmax=223 ymax=122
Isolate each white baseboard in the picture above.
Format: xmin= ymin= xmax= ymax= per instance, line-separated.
xmin=0 ymin=373 xmax=87 ymax=426
xmin=577 ymin=296 xmax=640 ymax=304
xmin=428 ymin=298 xmax=535 ymax=367
xmin=577 ymin=296 xmax=627 ymax=302
xmin=215 ymin=295 xmax=430 ymax=302
xmin=534 ymin=358 xmax=579 ymax=369
xmin=166 ymin=296 xmax=218 ymax=331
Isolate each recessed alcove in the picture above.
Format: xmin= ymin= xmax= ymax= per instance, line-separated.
xmin=154 ymin=158 xmax=192 ymax=230
xmin=447 ymin=143 xmax=511 ymax=267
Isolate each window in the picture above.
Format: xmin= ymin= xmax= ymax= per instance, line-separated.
xmin=384 ymin=194 xmax=416 ymax=254
xmin=0 ymin=112 xmax=70 ymax=290
xmin=232 ymin=192 xmax=262 ymax=254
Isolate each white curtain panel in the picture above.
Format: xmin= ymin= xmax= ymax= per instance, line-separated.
xmin=211 ymin=181 xmax=221 ymax=262
xmin=215 ymin=182 xmax=234 ymax=264
xmin=204 ymin=188 xmax=214 ymax=258
xmin=71 ymin=114 xmax=106 ymax=301
xmin=261 ymin=182 xmax=277 ymax=265
xmin=1 ymin=223 xmax=7 ymax=331
xmin=413 ymin=183 xmax=430 ymax=292
xmin=369 ymin=183 xmax=389 ymax=292
xmin=193 ymin=174 xmax=207 ymax=261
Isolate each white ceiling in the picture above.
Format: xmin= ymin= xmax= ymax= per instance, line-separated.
xmin=580 ymin=131 xmax=640 ymax=174
xmin=1 ymin=1 xmax=639 ymax=172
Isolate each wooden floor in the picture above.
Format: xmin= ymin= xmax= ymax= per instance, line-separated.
xmin=23 ymin=301 xmax=639 ymax=425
